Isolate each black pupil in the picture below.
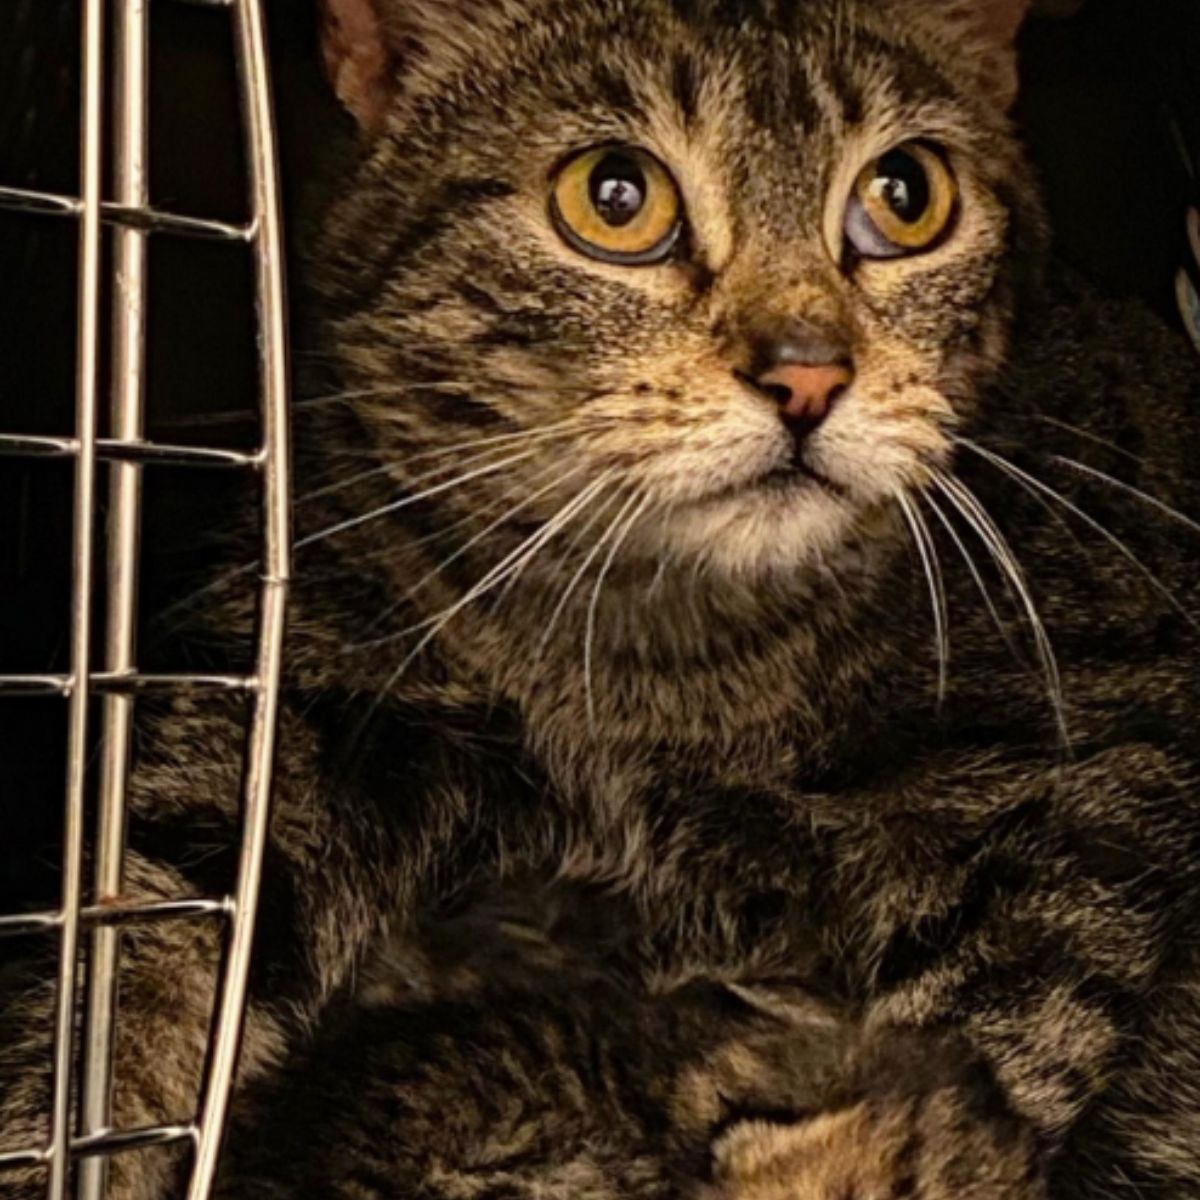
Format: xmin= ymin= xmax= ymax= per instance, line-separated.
xmin=875 ymin=149 xmax=931 ymax=223
xmin=589 ymin=154 xmax=647 ymax=227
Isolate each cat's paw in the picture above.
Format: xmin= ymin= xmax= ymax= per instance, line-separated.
xmin=705 ymin=1032 xmax=1046 ymax=1200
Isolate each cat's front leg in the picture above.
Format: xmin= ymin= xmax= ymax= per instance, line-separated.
xmin=704 ymin=1027 xmax=1046 ymax=1200
xmin=836 ymin=745 xmax=1200 ymax=1192
xmin=628 ymin=764 xmax=1168 ymax=1193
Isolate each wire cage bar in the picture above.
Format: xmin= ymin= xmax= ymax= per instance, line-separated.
xmin=0 ymin=0 xmax=292 ymax=1197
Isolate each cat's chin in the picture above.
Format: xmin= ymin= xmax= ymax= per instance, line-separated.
xmin=656 ymin=470 xmax=869 ymax=579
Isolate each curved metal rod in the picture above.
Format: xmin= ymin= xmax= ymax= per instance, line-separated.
xmin=185 ymin=0 xmax=293 ymax=1195
xmin=0 ymin=3 xmax=292 ymax=1193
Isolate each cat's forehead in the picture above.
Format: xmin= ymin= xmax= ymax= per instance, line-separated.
xmin=484 ymin=0 xmax=970 ymax=110
xmin=434 ymin=0 xmax=994 ymax=208
xmin=397 ymin=5 xmax=985 ymax=284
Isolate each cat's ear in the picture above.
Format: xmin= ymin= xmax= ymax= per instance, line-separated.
xmin=974 ymin=0 xmax=1035 ymax=45
xmin=319 ymin=0 xmax=401 ymax=131
xmin=319 ymin=0 xmax=484 ymax=132
xmin=903 ymin=0 xmax=1033 ymax=107
xmin=911 ymin=0 xmax=1033 ymax=107
xmin=961 ymin=0 xmax=1033 ymax=105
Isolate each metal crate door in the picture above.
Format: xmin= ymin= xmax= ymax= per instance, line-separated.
xmin=0 ymin=1 xmax=293 ymax=1198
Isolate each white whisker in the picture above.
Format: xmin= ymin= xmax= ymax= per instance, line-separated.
xmin=294 ymin=421 xmax=591 ymax=508
xmin=584 ymin=491 xmax=654 ymax=730
xmin=341 ymin=477 xmax=618 ymax=754
xmin=646 ymin=555 xmax=670 ymax=605
xmin=934 ymin=470 xmax=1070 ymax=749
xmin=295 ymin=448 xmax=540 ymax=551
xmin=1049 ymin=455 xmax=1200 ymax=539
xmin=376 ymin=473 xmax=619 ymax=678
xmin=352 ymin=459 xmax=590 ymax=645
xmin=644 ymin=502 xmax=680 ymax=606
xmin=534 ymin=483 xmax=631 ymax=655
xmin=394 ymin=417 xmax=606 ymax=468
xmin=958 ymin=438 xmax=1199 ymax=634
xmin=922 ymin=489 xmax=1023 ymax=664
xmin=404 ymin=462 xmax=588 ymax=599
xmin=488 ymin=471 xmax=623 ymax=614
xmin=896 ymin=491 xmax=949 ymax=706
xmin=1027 ymin=414 xmax=1147 ymax=467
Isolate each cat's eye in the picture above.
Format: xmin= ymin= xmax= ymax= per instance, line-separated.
xmin=550 ymin=146 xmax=682 ymax=265
xmin=843 ymin=143 xmax=958 ymax=260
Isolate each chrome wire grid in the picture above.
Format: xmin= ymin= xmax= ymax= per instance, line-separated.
xmin=0 ymin=1 xmax=292 ymax=1197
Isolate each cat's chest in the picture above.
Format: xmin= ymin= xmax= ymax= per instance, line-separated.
xmin=566 ymin=725 xmax=1200 ymax=992
xmin=309 ymin=645 xmax=1200 ymax=974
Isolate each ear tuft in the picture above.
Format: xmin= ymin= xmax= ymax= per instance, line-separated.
xmin=320 ymin=0 xmax=399 ymax=132
xmin=973 ymin=0 xmax=1034 ymax=107
xmin=974 ymin=0 xmax=1035 ymax=46
xmin=919 ymin=0 xmax=1033 ymax=108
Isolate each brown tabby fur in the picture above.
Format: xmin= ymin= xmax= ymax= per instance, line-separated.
xmin=2 ymin=0 xmax=1199 ymax=1197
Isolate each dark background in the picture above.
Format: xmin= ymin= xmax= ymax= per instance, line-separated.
xmin=0 ymin=0 xmax=1196 ymax=914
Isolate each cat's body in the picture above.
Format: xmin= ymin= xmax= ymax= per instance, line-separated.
xmin=2 ymin=1 xmax=1200 ymax=1197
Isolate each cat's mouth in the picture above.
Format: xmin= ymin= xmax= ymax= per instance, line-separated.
xmin=753 ymin=461 xmax=846 ymax=499
xmin=693 ymin=458 xmax=847 ymax=513
xmin=655 ymin=444 xmax=864 ymax=576
xmin=758 ymin=460 xmax=844 ymax=494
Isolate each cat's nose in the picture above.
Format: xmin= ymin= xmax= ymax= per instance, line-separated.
xmin=748 ymin=327 xmax=854 ymax=441
xmin=759 ymin=362 xmax=853 ymax=429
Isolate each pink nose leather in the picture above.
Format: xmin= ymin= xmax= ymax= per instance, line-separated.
xmin=757 ymin=362 xmax=853 ymax=427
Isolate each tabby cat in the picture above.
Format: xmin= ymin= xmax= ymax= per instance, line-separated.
xmin=2 ymin=0 xmax=1200 ymax=1198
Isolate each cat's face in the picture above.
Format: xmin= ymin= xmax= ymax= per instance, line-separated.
xmin=317 ymin=0 xmax=1038 ymax=585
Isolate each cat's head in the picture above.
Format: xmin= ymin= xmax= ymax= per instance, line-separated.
xmin=313 ymin=0 xmax=1040 ymax=586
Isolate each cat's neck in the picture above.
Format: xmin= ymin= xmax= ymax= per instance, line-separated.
xmin=285 ymin=501 xmax=921 ymax=789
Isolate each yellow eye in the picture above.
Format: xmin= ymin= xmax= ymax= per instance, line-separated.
xmin=845 ymin=143 xmax=958 ymax=259
xmin=550 ymin=146 xmax=683 ymax=265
